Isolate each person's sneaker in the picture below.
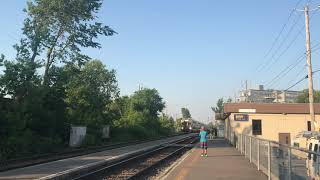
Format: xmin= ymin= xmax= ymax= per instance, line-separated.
xmin=205 ymin=154 xmax=208 ymax=157
xmin=201 ymin=154 xmax=204 ymax=157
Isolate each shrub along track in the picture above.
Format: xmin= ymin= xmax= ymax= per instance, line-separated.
xmin=0 ymin=133 xmax=187 ymax=172
xmin=74 ymin=136 xmax=198 ymax=180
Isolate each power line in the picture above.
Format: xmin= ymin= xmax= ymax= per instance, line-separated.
xmin=265 ymin=43 xmax=320 ymax=88
xmin=256 ymin=0 xmax=304 ymax=72
xmin=268 ymin=55 xmax=314 ymax=89
xmin=263 ymin=25 xmax=305 ymax=73
xmin=285 ymin=42 xmax=320 ymax=89
xmin=257 ymin=11 xmax=303 ymax=73
xmin=282 ymin=44 xmax=320 ymax=89
xmin=264 ymin=50 xmax=305 ymax=87
xmin=285 ymin=69 xmax=320 ymax=91
xmin=262 ymin=0 xmax=303 ymax=59
xmin=284 ymin=75 xmax=307 ymax=91
xmin=268 ymin=14 xmax=303 ymax=61
xmin=268 ymin=57 xmax=305 ymax=88
xmin=264 ymin=6 xmax=320 ymax=73
xmin=285 ymin=64 xmax=307 ymax=88
xmin=256 ymin=6 xmax=319 ymax=81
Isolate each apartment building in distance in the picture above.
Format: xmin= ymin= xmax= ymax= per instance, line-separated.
xmin=236 ymin=85 xmax=301 ymax=103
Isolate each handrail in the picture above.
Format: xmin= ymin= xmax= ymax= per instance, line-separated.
xmin=233 ymin=133 xmax=318 ymax=180
xmin=236 ymin=133 xmax=320 ymax=155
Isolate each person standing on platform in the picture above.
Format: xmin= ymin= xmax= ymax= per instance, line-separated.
xmin=199 ymin=126 xmax=208 ymax=157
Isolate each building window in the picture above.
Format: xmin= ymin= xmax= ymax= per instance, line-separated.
xmin=308 ymin=121 xmax=311 ymax=131
xmin=252 ymin=120 xmax=262 ymax=135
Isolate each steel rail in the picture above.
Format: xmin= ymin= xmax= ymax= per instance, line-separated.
xmin=73 ymin=136 xmax=197 ymax=180
xmin=127 ymin=145 xmax=186 ymax=180
xmin=0 ymin=133 xmax=187 ymax=172
xmin=128 ymin=137 xmax=198 ymax=179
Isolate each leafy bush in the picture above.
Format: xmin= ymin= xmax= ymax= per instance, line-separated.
xmin=82 ymin=134 xmax=97 ymax=147
xmin=0 ymin=131 xmax=64 ymax=160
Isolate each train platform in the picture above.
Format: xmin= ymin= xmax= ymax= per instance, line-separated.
xmin=0 ymin=134 xmax=192 ymax=180
xmin=163 ymin=138 xmax=267 ymax=180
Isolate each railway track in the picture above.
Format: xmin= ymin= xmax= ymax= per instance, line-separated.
xmin=0 ymin=133 xmax=187 ymax=172
xmin=74 ymin=136 xmax=198 ymax=180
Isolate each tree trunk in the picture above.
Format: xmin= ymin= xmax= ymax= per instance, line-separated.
xmin=43 ymin=29 xmax=63 ymax=86
xmin=43 ymin=47 xmax=53 ymax=86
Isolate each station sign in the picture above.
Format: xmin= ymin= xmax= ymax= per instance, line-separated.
xmin=234 ymin=114 xmax=249 ymax=121
xmin=238 ymin=109 xmax=256 ymax=113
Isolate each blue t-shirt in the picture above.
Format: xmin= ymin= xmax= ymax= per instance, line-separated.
xmin=199 ymin=130 xmax=208 ymax=142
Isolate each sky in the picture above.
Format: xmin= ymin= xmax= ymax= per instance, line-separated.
xmin=1 ymin=0 xmax=320 ymax=123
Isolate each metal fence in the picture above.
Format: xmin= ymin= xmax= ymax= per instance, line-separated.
xmin=231 ymin=134 xmax=320 ymax=180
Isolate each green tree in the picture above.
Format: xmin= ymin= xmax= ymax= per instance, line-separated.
xmin=17 ymin=0 xmax=116 ymax=85
xmin=181 ymin=108 xmax=191 ymax=119
xmin=0 ymin=0 xmax=118 ymax=159
xmin=0 ymin=55 xmax=41 ymax=100
xmin=130 ymin=89 xmax=165 ymax=116
xmin=174 ymin=118 xmax=183 ymax=132
xmin=0 ymin=54 xmax=4 ymax=67
xmin=211 ymin=98 xmax=224 ymax=113
xmin=159 ymin=113 xmax=175 ymax=134
xmin=111 ymin=88 xmax=167 ymax=137
xmin=295 ymin=89 xmax=320 ymax=103
xmin=0 ymin=77 xmax=67 ymax=159
xmin=65 ymin=60 xmax=119 ymax=126
xmin=107 ymin=96 xmax=130 ymax=125
xmin=129 ymin=88 xmax=165 ymax=127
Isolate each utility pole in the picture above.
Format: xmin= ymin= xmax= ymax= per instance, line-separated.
xmin=304 ymin=6 xmax=316 ymax=131
xmin=245 ymin=80 xmax=248 ymax=91
xmin=138 ymin=83 xmax=143 ymax=91
xmin=243 ymin=80 xmax=248 ymax=102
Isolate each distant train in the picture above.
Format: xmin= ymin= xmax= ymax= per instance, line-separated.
xmin=181 ymin=118 xmax=206 ymax=133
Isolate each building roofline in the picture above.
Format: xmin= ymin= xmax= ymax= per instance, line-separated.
xmin=240 ymin=89 xmax=301 ymax=92
xmin=224 ymin=103 xmax=320 ymax=114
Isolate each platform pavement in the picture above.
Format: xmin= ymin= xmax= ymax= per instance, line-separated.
xmin=163 ymin=138 xmax=267 ymax=180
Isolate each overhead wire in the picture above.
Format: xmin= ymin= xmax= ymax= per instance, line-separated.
xmin=255 ymin=2 xmax=319 ymax=87
xmin=264 ymin=50 xmax=306 ymax=87
xmin=278 ymin=47 xmax=320 ymax=91
xmin=265 ymin=42 xmax=320 ymax=88
xmin=255 ymin=0 xmax=304 ymax=73
xmin=268 ymin=57 xmax=305 ymax=88
xmin=284 ymin=75 xmax=308 ymax=91
xmin=285 ymin=69 xmax=320 ymax=91
xmin=285 ymin=65 xmax=307 ymax=88
xmin=263 ymin=7 xmax=319 ymax=74
xmin=266 ymin=14 xmax=303 ymax=65
xmin=246 ymin=0 xmax=319 ymax=93
xmin=261 ymin=7 xmax=320 ymax=88
xmin=282 ymin=41 xmax=320 ymax=89
xmin=262 ymin=0 xmax=303 ymax=59
xmin=284 ymin=69 xmax=320 ymax=91
xmin=257 ymin=12 xmax=303 ymax=74
xmin=263 ymin=24 xmax=305 ymax=73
